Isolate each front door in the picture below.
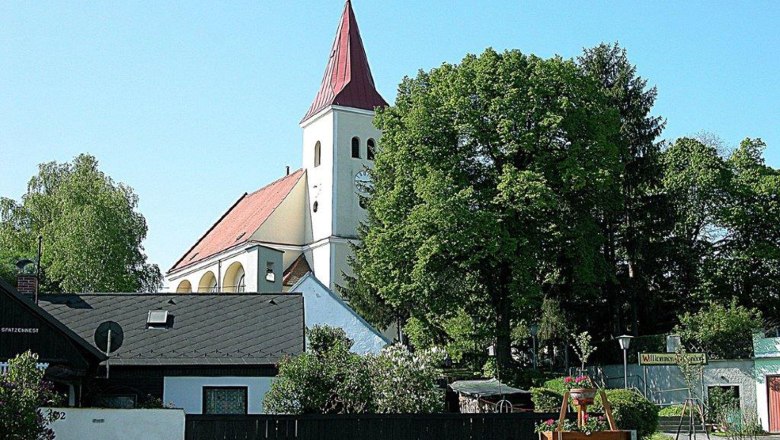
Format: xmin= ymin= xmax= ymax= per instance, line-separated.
xmin=769 ymin=376 xmax=780 ymax=432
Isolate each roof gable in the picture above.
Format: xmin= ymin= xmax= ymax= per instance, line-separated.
xmin=169 ymin=169 xmax=305 ymax=273
xmin=37 ymin=293 xmax=305 ymax=366
xmin=301 ymin=0 xmax=388 ymax=124
xmin=0 ymin=278 xmax=106 ymax=366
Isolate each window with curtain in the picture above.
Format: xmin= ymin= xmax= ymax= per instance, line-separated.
xmin=203 ymin=387 xmax=247 ymax=414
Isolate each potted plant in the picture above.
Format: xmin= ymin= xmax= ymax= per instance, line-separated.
xmin=564 ymin=375 xmax=597 ymax=406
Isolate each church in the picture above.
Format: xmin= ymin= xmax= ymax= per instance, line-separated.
xmin=164 ymin=1 xmax=389 ymax=345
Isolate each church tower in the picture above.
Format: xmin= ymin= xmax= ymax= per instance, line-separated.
xmin=300 ymin=0 xmax=387 ymax=292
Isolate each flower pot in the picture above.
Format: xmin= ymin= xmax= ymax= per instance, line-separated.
xmin=569 ymin=388 xmax=597 ymax=406
xmin=539 ymin=431 xmax=631 ymax=440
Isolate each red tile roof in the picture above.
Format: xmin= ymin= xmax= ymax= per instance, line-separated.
xmin=301 ymin=0 xmax=388 ymax=124
xmin=169 ymin=169 xmax=305 ymax=273
xmin=282 ymin=253 xmax=312 ymax=287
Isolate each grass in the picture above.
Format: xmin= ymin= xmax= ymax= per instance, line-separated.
xmin=648 ymin=433 xmax=674 ymax=440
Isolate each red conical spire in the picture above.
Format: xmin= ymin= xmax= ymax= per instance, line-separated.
xmin=301 ymin=0 xmax=388 ymax=124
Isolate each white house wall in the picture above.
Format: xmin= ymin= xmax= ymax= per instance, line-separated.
xmin=292 ymin=273 xmax=388 ymax=355
xmin=163 ymin=376 xmax=275 ymax=414
xmin=46 ymin=408 xmax=185 ymax=440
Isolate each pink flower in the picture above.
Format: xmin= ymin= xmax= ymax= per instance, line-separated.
xmin=546 ymin=419 xmax=555 ymax=425
xmin=564 ymin=377 xmax=573 ymax=383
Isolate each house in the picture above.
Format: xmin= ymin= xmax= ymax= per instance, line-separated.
xmin=163 ymin=1 xmax=391 ymax=341
xmin=753 ymin=331 xmax=780 ymax=432
xmin=35 ymin=292 xmax=304 ymax=414
xmin=0 ymin=278 xmax=105 ymax=406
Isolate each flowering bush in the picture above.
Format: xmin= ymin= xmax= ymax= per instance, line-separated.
xmin=264 ymin=326 xmax=443 ymax=414
xmin=563 ymin=375 xmax=596 ymax=390
xmin=0 ymin=351 xmax=64 ymax=440
xmin=370 ymin=344 xmax=444 ymax=414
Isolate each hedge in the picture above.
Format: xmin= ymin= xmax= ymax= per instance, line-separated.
xmin=531 ymin=387 xmax=564 ymax=413
xmin=594 ymin=389 xmax=659 ymax=439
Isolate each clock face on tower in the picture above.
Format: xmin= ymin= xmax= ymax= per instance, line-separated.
xmin=354 ymin=170 xmax=372 ymax=195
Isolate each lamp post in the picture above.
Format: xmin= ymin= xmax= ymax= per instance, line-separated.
xmin=617 ymin=335 xmax=633 ymax=389
xmin=530 ymin=323 xmax=539 ymax=370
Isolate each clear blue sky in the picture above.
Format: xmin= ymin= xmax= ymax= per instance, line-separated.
xmin=2 ymin=1 xmax=778 ymax=284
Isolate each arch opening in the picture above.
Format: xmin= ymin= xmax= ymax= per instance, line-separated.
xmin=223 ymin=262 xmax=246 ymax=293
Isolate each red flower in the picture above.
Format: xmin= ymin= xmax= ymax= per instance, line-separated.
xmin=564 ymin=377 xmax=573 ymax=383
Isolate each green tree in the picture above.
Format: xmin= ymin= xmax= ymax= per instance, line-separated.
xmin=0 ymin=351 xmax=64 ymax=440
xmin=577 ymin=43 xmax=668 ymax=336
xmin=346 ymin=48 xmax=621 ymax=371
xmin=707 ymin=138 xmax=780 ymax=317
xmin=0 ymin=154 xmax=161 ymax=292
xmin=675 ymin=300 xmax=762 ymax=359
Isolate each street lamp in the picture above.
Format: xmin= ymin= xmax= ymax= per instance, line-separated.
xmin=617 ymin=335 xmax=633 ymax=389
xmin=530 ymin=323 xmax=539 ymax=370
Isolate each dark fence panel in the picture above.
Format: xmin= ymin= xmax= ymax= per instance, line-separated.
xmin=186 ymin=412 xmax=564 ymax=440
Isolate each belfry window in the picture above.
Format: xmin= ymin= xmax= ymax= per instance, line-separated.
xmin=351 ymin=137 xmax=360 ymax=158
xmin=367 ymin=139 xmax=375 ymax=161
xmin=314 ymin=141 xmax=321 ymax=167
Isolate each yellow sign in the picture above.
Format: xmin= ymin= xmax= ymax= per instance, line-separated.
xmin=638 ymin=352 xmax=707 ymax=366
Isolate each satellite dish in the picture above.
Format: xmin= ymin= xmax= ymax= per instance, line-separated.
xmin=16 ymin=259 xmax=35 ymax=272
xmin=94 ymin=321 xmax=124 ymax=354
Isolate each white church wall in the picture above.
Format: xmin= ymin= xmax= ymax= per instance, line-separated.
xmin=332 ymin=107 xmax=379 ymax=239
xmin=166 ymin=245 xmax=283 ymax=293
xmin=301 ymin=110 xmax=335 ymax=243
xmin=291 ymin=273 xmax=388 ymax=355
xmin=331 ymin=239 xmax=356 ymax=293
xmin=308 ymin=240 xmax=332 ymax=289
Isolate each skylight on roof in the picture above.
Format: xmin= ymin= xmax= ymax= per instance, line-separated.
xmin=147 ymin=310 xmax=169 ymax=327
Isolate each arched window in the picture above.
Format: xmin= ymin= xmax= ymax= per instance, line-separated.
xmin=198 ymin=271 xmax=218 ymax=293
xmin=351 ymin=137 xmax=360 ymax=158
xmin=222 ymin=262 xmax=245 ymax=293
xmin=367 ymin=139 xmax=376 ymax=161
xmin=176 ymin=280 xmax=192 ymax=293
xmin=314 ymin=141 xmax=321 ymax=167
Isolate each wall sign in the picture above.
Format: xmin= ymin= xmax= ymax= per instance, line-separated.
xmin=638 ymin=352 xmax=707 ymax=365
xmin=1 ymin=327 xmax=40 ymax=334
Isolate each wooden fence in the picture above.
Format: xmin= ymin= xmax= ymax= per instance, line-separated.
xmin=185 ymin=412 xmax=563 ymax=440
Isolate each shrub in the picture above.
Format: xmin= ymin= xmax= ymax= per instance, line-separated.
xmin=264 ymin=326 xmax=444 ymax=414
xmin=675 ymin=300 xmax=762 ymax=359
xmin=0 ymin=351 xmax=64 ymax=440
xmin=264 ymin=326 xmax=375 ymax=414
xmin=593 ymin=389 xmax=658 ymax=439
xmin=707 ymin=386 xmax=740 ymax=423
xmin=543 ymin=377 xmax=567 ymax=395
xmin=531 ymin=387 xmax=564 ymax=413
xmin=371 ymin=344 xmax=443 ymax=413
xmin=658 ymin=404 xmax=684 ymax=417
xmin=513 ymin=369 xmax=560 ymax=389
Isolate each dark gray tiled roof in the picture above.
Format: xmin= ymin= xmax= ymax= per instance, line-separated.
xmin=37 ymin=293 xmax=304 ymax=366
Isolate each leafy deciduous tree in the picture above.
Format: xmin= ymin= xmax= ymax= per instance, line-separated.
xmin=0 ymin=154 xmax=161 ymax=293
xmin=346 ymin=48 xmax=621 ymax=371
